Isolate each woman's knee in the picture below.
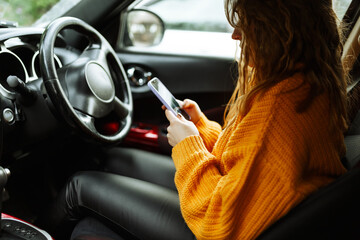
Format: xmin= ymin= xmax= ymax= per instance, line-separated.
xmin=104 ymin=148 xmax=177 ymax=190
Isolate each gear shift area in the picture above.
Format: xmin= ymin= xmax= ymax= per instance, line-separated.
xmin=0 ymin=167 xmax=53 ymax=240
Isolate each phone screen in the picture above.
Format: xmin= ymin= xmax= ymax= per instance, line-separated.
xmin=148 ymin=78 xmax=190 ymax=120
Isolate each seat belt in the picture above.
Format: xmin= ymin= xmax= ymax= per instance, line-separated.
xmin=347 ymin=78 xmax=360 ymax=122
xmin=343 ymin=78 xmax=360 ymax=169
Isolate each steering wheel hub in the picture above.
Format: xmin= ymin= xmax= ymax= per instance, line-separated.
xmin=85 ymin=62 xmax=115 ymax=102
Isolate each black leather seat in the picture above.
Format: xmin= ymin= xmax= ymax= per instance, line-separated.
xmin=256 ymin=165 xmax=360 ymax=240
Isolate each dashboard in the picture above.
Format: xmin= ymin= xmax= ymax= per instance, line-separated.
xmin=0 ymin=28 xmax=80 ymax=101
xmin=0 ymin=27 xmax=87 ymax=157
xmin=0 ymin=21 xmax=134 ymax=159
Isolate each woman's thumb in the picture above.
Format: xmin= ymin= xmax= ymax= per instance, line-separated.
xmin=165 ymin=109 xmax=177 ymax=122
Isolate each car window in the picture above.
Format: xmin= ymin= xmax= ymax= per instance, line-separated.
xmin=0 ymin=0 xmax=59 ymax=27
xmin=34 ymin=0 xmax=82 ymax=27
xmin=121 ymin=0 xmax=354 ymax=59
xmin=0 ymin=0 xmax=85 ymax=27
xmin=121 ymin=0 xmax=237 ymax=59
xmin=333 ymin=0 xmax=352 ymax=20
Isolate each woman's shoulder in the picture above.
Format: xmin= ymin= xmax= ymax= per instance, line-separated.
xmin=253 ymin=72 xmax=331 ymax=129
xmin=256 ymin=73 xmax=312 ymax=107
xmin=247 ymin=72 xmax=321 ymax=124
xmin=273 ymin=72 xmax=309 ymax=95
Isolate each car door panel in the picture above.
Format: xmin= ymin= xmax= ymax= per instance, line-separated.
xmin=117 ymin=51 xmax=236 ymax=154
xmin=118 ymin=52 xmax=236 ymax=120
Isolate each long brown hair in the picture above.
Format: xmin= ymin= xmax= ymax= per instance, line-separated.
xmin=223 ymin=0 xmax=348 ymax=131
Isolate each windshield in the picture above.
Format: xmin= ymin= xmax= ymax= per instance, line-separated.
xmin=0 ymin=0 xmax=81 ymax=27
xmin=0 ymin=0 xmax=354 ymax=27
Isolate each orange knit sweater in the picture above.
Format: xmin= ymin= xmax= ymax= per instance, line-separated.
xmin=172 ymin=73 xmax=347 ymax=240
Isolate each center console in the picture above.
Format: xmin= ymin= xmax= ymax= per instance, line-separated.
xmin=1 ymin=214 xmax=53 ymax=240
xmin=0 ymin=167 xmax=53 ymax=240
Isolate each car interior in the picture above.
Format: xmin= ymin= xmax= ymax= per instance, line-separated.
xmin=0 ymin=0 xmax=358 ymax=239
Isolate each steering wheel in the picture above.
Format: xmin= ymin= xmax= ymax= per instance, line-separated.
xmin=39 ymin=17 xmax=133 ymax=144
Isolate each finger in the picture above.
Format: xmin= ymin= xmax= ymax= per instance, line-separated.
xmin=176 ymin=99 xmax=184 ymax=107
xmin=161 ymin=105 xmax=166 ymax=110
xmin=165 ymin=109 xmax=177 ymax=122
xmin=182 ymin=99 xmax=190 ymax=108
xmin=177 ymin=113 xmax=187 ymax=122
xmin=183 ymin=99 xmax=195 ymax=109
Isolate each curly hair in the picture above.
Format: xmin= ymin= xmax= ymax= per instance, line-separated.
xmin=223 ymin=0 xmax=348 ymax=131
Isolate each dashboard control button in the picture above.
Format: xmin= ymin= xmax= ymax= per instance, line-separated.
xmin=3 ymin=108 xmax=15 ymax=124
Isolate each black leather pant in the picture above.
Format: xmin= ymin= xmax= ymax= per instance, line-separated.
xmin=43 ymin=147 xmax=195 ymax=240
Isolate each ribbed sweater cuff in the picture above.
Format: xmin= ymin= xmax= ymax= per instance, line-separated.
xmin=195 ymin=113 xmax=209 ymax=128
xmin=196 ymin=113 xmax=222 ymax=149
xmin=172 ymin=135 xmax=210 ymax=171
xmin=196 ymin=113 xmax=220 ymax=130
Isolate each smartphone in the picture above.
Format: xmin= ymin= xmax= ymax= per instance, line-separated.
xmin=147 ymin=77 xmax=190 ymax=120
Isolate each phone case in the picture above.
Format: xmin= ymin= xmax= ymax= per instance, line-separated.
xmin=147 ymin=78 xmax=190 ymax=120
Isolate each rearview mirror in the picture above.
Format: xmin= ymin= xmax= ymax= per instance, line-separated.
xmin=126 ymin=9 xmax=165 ymax=47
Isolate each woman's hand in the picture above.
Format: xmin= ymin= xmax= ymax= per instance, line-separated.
xmin=179 ymin=99 xmax=202 ymax=124
xmin=162 ymin=99 xmax=202 ymax=124
xmin=165 ymin=109 xmax=199 ymax=147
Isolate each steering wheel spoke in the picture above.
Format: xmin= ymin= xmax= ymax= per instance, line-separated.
xmin=80 ymin=47 xmax=105 ymax=62
xmin=114 ymin=97 xmax=131 ymax=120
xmin=75 ymin=109 xmax=97 ymax=132
xmin=77 ymin=37 xmax=112 ymax=69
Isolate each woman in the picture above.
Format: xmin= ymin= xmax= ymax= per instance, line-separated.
xmin=39 ymin=0 xmax=348 ymax=239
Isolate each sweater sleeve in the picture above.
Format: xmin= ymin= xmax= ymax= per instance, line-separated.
xmin=195 ymin=112 xmax=222 ymax=152
xmin=170 ymin=79 xmax=337 ymax=239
